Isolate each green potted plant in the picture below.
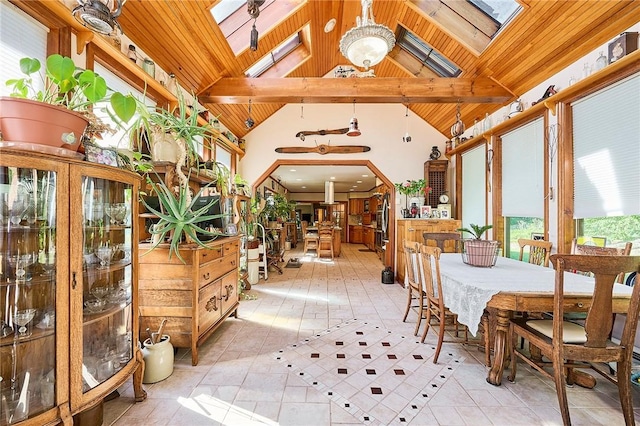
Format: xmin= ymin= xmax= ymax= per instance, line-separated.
xmin=232 ymin=173 xmax=251 ymax=197
xmin=457 ymin=224 xmax=500 ymax=267
xmin=140 ymin=176 xmax=226 ymax=263
xmin=2 ymin=54 xmax=136 ymax=151
xmin=258 ymin=193 xmax=295 ymax=228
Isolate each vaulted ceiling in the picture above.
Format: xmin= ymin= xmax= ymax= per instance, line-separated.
xmin=15 ymin=0 xmax=640 ymax=141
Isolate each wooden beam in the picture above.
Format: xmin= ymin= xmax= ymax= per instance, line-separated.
xmin=200 ymin=77 xmax=511 ymax=104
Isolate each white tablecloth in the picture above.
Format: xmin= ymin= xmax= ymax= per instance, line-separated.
xmin=438 ymin=253 xmax=633 ymax=336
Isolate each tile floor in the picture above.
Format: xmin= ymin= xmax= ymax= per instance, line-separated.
xmin=105 ymin=243 xmax=640 ymax=425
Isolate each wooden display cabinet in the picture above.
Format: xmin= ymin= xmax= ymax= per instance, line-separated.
xmin=424 ymin=160 xmax=448 ymax=208
xmin=0 ymin=149 xmax=145 ymax=426
xmin=395 ymin=219 xmax=461 ymax=283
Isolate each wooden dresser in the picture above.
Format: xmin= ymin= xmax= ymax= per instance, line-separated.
xmin=396 ymin=219 xmax=461 ymax=283
xmin=138 ymin=236 xmax=240 ymax=365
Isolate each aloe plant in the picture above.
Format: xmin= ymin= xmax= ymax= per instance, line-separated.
xmin=141 ymin=176 xmax=225 ymax=263
xmin=457 ymin=223 xmax=493 ymax=239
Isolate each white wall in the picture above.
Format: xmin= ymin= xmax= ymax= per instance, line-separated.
xmin=238 ymin=103 xmax=446 ymax=189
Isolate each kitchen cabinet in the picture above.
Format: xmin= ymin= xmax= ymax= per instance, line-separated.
xmin=363 ymin=227 xmax=375 ymax=250
xmin=0 ymin=148 xmax=145 ymax=425
xmin=138 ymin=236 xmax=240 ymax=366
xmin=348 ymin=199 xmax=364 ymax=215
xmin=349 ymin=225 xmax=363 ymax=244
xmin=396 ymin=219 xmax=461 ymax=283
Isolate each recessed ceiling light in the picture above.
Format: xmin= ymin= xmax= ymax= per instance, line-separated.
xmin=290 ymin=169 xmax=296 ymax=172
xmin=330 ymin=176 xmax=336 ymax=180
xmin=324 ymin=18 xmax=336 ymax=33
xmin=352 ymin=185 xmax=357 ymax=188
xmin=350 ymin=189 xmax=354 ymax=191
xmin=357 ymin=180 xmax=363 ymax=183
xmin=301 ymin=186 xmax=306 ymax=189
xmin=296 ymin=178 xmax=302 ymax=181
xmin=362 ymin=174 xmax=369 ymax=177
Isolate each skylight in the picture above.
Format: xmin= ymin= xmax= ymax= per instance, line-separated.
xmin=211 ymin=0 xmax=246 ymax=25
xmin=397 ymin=28 xmax=461 ymax=77
xmin=468 ymin=0 xmax=520 ymax=28
xmin=245 ymin=33 xmax=301 ymax=77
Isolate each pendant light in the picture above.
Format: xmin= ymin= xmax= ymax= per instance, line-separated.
xmin=347 ymin=101 xmax=361 ymax=137
xmin=245 ymin=99 xmax=255 ymax=129
xmin=403 ymin=106 xmax=411 ymax=143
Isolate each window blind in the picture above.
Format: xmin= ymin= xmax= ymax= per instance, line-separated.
xmin=572 ymin=73 xmax=640 ymax=218
xmin=461 ymin=145 xmax=486 ymax=230
xmin=0 ymin=1 xmax=48 ymax=97
xmin=501 ymin=118 xmax=544 ymax=217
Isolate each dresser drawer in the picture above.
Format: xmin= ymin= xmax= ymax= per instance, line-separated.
xmin=223 ymin=240 xmax=239 ymax=255
xmin=198 ymin=254 xmax=237 ymax=288
xmin=198 ymin=281 xmax=222 ymax=333
xmin=198 ymin=245 xmax=223 ymax=265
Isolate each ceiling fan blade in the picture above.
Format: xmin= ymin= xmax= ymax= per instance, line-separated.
xmin=275 ymin=145 xmax=371 ymax=155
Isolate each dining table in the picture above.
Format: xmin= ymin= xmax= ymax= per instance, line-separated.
xmin=437 ymin=253 xmax=634 ymax=386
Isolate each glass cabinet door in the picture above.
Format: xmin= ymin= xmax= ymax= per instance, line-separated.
xmin=80 ymin=176 xmax=133 ymax=393
xmin=1 ymin=166 xmax=58 ymax=424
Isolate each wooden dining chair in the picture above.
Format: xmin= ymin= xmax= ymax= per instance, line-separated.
xmin=508 ymin=254 xmax=640 ymax=426
xmin=401 ymin=240 xmax=426 ymax=337
xmin=571 ymin=239 xmax=632 ymax=283
xmin=423 ymin=232 xmax=461 ymax=253
xmin=317 ymin=222 xmax=334 ymax=259
xmin=518 ymin=238 xmax=552 ymax=267
xmin=302 ymin=220 xmax=319 ymax=255
xmin=419 ymin=245 xmax=491 ymax=366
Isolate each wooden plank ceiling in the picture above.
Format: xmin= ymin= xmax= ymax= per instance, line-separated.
xmin=38 ymin=1 xmax=640 ymax=139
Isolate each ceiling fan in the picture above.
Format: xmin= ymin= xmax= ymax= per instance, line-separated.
xmin=295 ymin=128 xmax=349 ymax=141
xmin=275 ymin=144 xmax=371 ymax=155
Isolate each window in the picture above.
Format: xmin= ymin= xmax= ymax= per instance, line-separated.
xmin=461 ymin=144 xmax=486 ymax=231
xmin=216 ymin=145 xmax=232 ymax=171
xmin=468 ymin=0 xmax=520 ymax=30
xmin=0 ymin=1 xmax=48 ymax=97
xmin=572 ymin=73 xmax=640 ymax=255
xmin=93 ymin=63 xmax=156 ymax=149
xmin=501 ymin=118 xmax=545 ymax=257
xmin=396 ymin=28 xmax=461 ymax=77
xmin=211 ymin=0 xmax=246 ymax=25
xmin=245 ymin=33 xmax=301 ymax=77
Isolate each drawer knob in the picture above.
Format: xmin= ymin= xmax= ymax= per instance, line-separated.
xmin=206 ymin=296 xmax=218 ymax=312
xmin=203 ymin=272 xmax=211 ymax=281
xmin=223 ymin=284 xmax=234 ymax=301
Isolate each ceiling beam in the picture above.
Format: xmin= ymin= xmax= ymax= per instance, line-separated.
xmin=199 ymin=77 xmax=512 ymax=104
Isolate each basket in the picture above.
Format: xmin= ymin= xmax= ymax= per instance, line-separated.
xmin=461 ymin=239 xmax=501 ymax=267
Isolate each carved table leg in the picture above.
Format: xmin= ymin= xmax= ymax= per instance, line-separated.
xmin=487 ymin=308 xmax=511 ymax=386
xmin=133 ymin=347 xmax=147 ymax=402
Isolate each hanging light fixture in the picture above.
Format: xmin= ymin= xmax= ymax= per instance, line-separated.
xmin=403 ymin=106 xmax=411 ymax=143
xmin=247 ymin=0 xmax=265 ymax=51
xmin=339 ymin=0 xmax=395 ymax=70
xmin=450 ymin=101 xmax=465 ymax=138
xmin=72 ymin=0 xmax=126 ymax=35
xmin=245 ymin=99 xmax=255 ymax=129
xmin=347 ymin=101 xmax=361 ymax=137
xmin=324 ymin=181 xmax=335 ymax=204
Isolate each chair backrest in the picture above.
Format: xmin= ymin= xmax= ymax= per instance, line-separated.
xmin=550 ymin=254 xmax=640 ymax=349
xmin=301 ymin=220 xmax=308 ymax=235
xmin=403 ymin=240 xmax=421 ymax=292
xmin=518 ymin=238 xmax=553 ymax=267
xmin=419 ymin=244 xmax=444 ymax=310
xmin=571 ymin=239 xmax=632 ymax=283
xmin=318 ymin=223 xmax=333 ymax=238
xmin=423 ymin=232 xmax=461 ymax=253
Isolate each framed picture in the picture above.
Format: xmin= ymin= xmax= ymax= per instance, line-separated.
xmin=440 ymin=209 xmax=449 ymax=219
xmin=264 ymin=186 xmax=276 ymax=199
xmin=225 ymin=223 xmax=237 ymax=236
xmin=432 ymin=209 xmax=441 ymax=218
xmin=84 ymin=143 xmax=119 ymax=167
xmin=420 ymin=205 xmax=431 ymax=218
xmin=531 ymin=233 xmax=545 ymax=241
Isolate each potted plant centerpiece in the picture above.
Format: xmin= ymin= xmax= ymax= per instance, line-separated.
xmin=457 ymin=223 xmax=500 ymax=267
xmin=2 ymin=54 xmax=136 ymax=151
xmin=395 ymin=179 xmax=429 ymax=218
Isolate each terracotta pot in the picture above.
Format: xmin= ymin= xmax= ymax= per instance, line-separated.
xmin=0 ymin=97 xmax=88 ymax=151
